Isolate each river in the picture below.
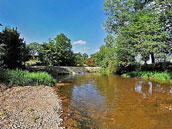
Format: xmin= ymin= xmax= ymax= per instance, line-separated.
xmin=55 ymin=73 xmax=172 ymax=129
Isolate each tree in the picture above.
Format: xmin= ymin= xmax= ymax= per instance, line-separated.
xmin=38 ymin=40 xmax=58 ymax=66
xmin=86 ymin=58 xmax=94 ymax=66
xmin=157 ymin=0 xmax=172 ymax=59
xmin=0 ymin=25 xmax=4 ymax=67
xmin=1 ymin=27 xmax=29 ymax=68
xmin=38 ymin=33 xmax=75 ymax=66
xmin=102 ymin=0 xmax=172 ymax=73
xmin=74 ymin=52 xmax=88 ymax=66
xmin=0 ymin=45 xmax=4 ymax=67
xmin=28 ymin=42 xmax=40 ymax=59
xmin=55 ymin=33 xmax=72 ymax=66
xmin=115 ymin=9 xmax=169 ymax=68
xmin=104 ymin=0 xmax=153 ymax=34
xmin=91 ymin=34 xmax=116 ymax=68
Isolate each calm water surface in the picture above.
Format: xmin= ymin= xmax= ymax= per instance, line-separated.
xmin=55 ymin=73 xmax=172 ymax=129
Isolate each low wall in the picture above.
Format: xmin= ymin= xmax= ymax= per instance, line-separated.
xmin=28 ymin=66 xmax=101 ymax=75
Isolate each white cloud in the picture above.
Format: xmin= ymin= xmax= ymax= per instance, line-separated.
xmin=95 ymin=49 xmax=100 ymax=52
xmin=83 ymin=47 xmax=90 ymax=50
xmin=73 ymin=40 xmax=86 ymax=45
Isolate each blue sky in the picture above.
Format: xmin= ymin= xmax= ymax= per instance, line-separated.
xmin=0 ymin=0 xmax=107 ymax=55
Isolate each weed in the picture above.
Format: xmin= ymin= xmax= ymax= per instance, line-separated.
xmin=31 ymin=115 xmax=39 ymax=121
xmin=28 ymin=108 xmax=34 ymax=112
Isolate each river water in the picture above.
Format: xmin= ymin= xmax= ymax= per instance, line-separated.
xmin=55 ymin=73 xmax=172 ymax=129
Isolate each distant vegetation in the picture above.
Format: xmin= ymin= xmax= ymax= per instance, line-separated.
xmin=0 ymin=25 xmax=91 ymax=86
xmin=28 ymin=35 xmax=89 ymax=67
xmin=0 ymin=26 xmax=91 ymax=69
xmin=0 ymin=0 xmax=172 ymax=85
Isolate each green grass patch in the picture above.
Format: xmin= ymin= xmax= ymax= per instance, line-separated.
xmin=0 ymin=69 xmax=56 ymax=86
xmin=122 ymin=71 xmax=172 ymax=84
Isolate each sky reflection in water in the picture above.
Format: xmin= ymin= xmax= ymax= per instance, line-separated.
xmin=57 ymin=73 xmax=172 ymax=129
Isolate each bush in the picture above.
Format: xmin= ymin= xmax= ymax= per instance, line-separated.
xmin=122 ymin=71 xmax=172 ymax=84
xmin=0 ymin=69 xmax=56 ymax=86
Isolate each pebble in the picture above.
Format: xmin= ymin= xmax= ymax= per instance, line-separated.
xmin=0 ymin=86 xmax=63 ymax=129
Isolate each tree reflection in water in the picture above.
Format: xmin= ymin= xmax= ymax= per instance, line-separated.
xmin=56 ymin=73 xmax=172 ymax=129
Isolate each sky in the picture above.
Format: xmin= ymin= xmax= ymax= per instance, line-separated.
xmin=0 ymin=0 xmax=107 ymax=55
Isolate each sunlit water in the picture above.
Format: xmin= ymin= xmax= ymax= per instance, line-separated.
xmin=55 ymin=73 xmax=172 ymax=129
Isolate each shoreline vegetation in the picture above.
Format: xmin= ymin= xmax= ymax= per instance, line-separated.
xmin=0 ymin=69 xmax=56 ymax=87
xmin=0 ymin=67 xmax=100 ymax=129
xmin=122 ymin=71 xmax=172 ymax=85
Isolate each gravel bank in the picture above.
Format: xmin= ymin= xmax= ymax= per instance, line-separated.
xmin=0 ymin=84 xmax=63 ymax=129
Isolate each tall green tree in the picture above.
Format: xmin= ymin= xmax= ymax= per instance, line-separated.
xmin=74 ymin=52 xmax=88 ymax=66
xmin=54 ymin=33 xmax=73 ymax=66
xmin=1 ymin=27 xmax=29 ymax=68
xmin=38 ymin=33 xmax=75 ymax=66
xmin=91 ymin=34 xmax=116 ymax=69
xmin=116 ymin=9 xmax=169 ymax=67
xmin=157 ymin=0 xmax=172 ymax=59
xmin=104 ymin=0 xmax=153 ymax=33
xmin=0 ymin=46 xmax=4 ymax=67
xmin=28 ymin=42 xmax=40 ymax=59
xmin=0 ymin=25 xmax=4 ymax=67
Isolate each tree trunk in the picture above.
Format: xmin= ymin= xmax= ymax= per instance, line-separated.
xmin=151 ymin=53 xmax=155 ymax=64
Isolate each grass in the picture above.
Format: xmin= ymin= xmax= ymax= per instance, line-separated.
xmin=28 ymin=108 xmax=34 ymax=112
xmin=122 ymin=71 xmax=172 ymax=84
xmin=31 ymin=115 xmax=39 ymax=121
xmin=0 ymin=69 xmax=56 ymax=86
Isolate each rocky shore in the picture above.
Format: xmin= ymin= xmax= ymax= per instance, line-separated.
xmin=0 ymin=84 xmax=63 ymax=129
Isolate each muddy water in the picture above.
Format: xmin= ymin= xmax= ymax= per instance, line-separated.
xmin=55 ymin=73 xmax=172 ymax=129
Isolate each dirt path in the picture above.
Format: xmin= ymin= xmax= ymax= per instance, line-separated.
xmin=0 ymin=84 xmax=63 ymax=129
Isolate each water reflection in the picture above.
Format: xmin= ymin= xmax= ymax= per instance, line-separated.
xmin=135 ymin=81 xmax=144 ymax=94
xmin=56 ymin=73 xmax=172 ymax=129
xmin=148 ymin=82 xmax=152 ymax=95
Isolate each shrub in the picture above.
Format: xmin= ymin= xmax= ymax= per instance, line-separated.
xmin=0 ymin=69 xmax=56 ymax=86
xmin=122 ymin=71 xmax=172 ymax=84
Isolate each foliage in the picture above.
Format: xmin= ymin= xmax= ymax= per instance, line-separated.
xmin=55 ymin=33 xmax=74 ymax=65
xmin=116 ymin=9 xmax=169 ymax=67
xmin=0 ymin=27 xmax=30 ymax=69
xmin=28 ymin=42 xmax=40 ymax=59
xmin=104 ymin=0 xmax=153 ymax=33
xmin=0 ymin=25 xmax=4 ymax=67
xmin=0 ymin=45 xmax=5 ymax=67
xmin=86 ymin=58 xmax=94 ymax=66
xmin=74 ymin=52 xmax=88 ymax=66
xmin=0 ymin=69 xmax=56 ymax=86
xmin=91 ymin=34 xmax=117 ymax=72
xmin=122 ymin=71 xmax=172 ymax=84
xmin=38 ymin=33 xmax=75 ymax=66
xmin=100 ymin=0 xmax=172 ymax=74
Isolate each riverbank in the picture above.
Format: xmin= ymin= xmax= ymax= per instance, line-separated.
xmin=122 ymin=71 xmax=172 ymax=84
xmin=0 ymin=84 xmax=63 ymax=129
